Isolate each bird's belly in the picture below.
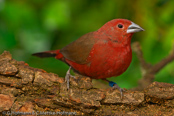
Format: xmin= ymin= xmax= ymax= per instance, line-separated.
xmin=86 ymin=46 xmax=132 ymax=79
xmin=66 ymin=45 xmax=132 ymax=79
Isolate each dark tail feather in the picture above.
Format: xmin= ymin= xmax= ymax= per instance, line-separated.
xmin=32 ymin=50 xmax=58 ymax=58
xmin=32 ymin=52 xmax=56 ymax=58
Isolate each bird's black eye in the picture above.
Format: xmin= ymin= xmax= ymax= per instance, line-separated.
xmin=118 ymin=24 xmax=123 ymax=28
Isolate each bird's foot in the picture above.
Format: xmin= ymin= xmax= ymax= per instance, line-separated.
xmin=65 ymin=66 xmax=75 ymax=90
xmin=109 ymin=81 xmax=125 ymax=99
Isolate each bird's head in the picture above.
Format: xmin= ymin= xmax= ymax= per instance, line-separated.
xmin=97 ymin=19 xmax=144 ymax=45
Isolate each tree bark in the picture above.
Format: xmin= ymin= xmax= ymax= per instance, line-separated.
xmin=0 ymin=49 xmax=174 ymax=115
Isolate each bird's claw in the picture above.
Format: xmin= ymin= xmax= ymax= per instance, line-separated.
xmin=70 ymin=75 xmax=76 ymax=79
xmin=65 ymin=66 xmax=75 ymax=90
xmin=112 ymin=84 xmax=125 ymax=99
xmin=109 ymin=81 xmax=124 ymax=99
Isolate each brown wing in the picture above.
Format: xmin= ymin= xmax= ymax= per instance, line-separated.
xmin=60 ymin=32 xmax=96 ymax=64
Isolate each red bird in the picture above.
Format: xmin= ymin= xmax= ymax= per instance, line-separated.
xmin=33 ymin=19 xmax=144 ymax=98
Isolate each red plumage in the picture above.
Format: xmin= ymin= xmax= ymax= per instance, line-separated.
xmin=33 ymin=19 xmax=144 ymax=95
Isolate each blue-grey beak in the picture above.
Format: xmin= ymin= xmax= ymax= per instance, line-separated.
xmin=127 ymin=22 xmax=144 ymax=33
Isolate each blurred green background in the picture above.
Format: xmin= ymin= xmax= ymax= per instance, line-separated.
xmin=0 ymin=0 xmax=174 ymax=89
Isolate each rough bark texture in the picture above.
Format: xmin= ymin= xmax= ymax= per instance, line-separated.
xmin=0 ymin=50 xmax=174 ymax=115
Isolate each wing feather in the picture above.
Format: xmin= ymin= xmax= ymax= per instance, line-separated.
xmin=60 ymin=32 xmax=96 ymax=64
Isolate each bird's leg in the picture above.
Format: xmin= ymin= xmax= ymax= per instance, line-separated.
xmin=110 ymin=81 xmax=124 ymax=99
xmin=102 ymin=79 xmax=124 ymax=99
xmin=65 ymin=66 xmax=75 ymax=90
